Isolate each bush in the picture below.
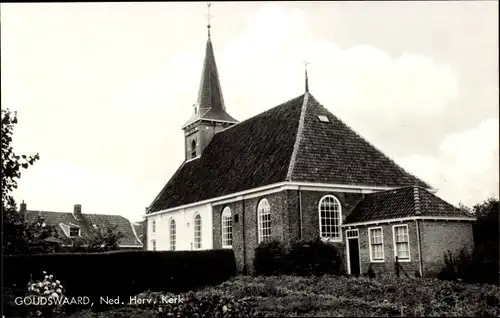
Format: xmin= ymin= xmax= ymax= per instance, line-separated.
xmin=285 ymin=238 xmax=342 ymax=276
xmin=253 ymin=238 xmax=343 ymax=277
xmin=439 ymin=248 xmax=499 ymax=285
xmin=253 ymin=240 xmax=286 ymax=276
xmin=3 ymin=249 xmax=237 ymax=312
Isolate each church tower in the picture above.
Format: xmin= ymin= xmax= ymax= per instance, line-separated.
xmin=181 ymin=6 xmax=238 ymax=161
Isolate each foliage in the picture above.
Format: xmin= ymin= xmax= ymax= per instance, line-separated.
xmin=25 ymin=271 xmax=66 ymax=317
xmin=285 ymin=237 xmax=342 ymax=276
xmin=253 ymin=238 xmax=343 ymax=277
xmin=3 ymin=249 xmax=237 ymax=310
xmin=1 ymin=109 xmax=58 ymax=255
xmin=439 ymin=197 xmax=499 ymax=285
xmin=253 ymin=240 xmax=286 ymax=276
xmin=62 ymin=222 xmax=125 ymax=253
xmin=71 ymin=275 xmax=500 ymax=317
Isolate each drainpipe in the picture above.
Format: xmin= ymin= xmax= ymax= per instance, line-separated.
xmin=415 ymin=219 xmax=423 ymax=277
xmin=242 ymin=198 xmax=247 ymax=274
xmin=298 ymin=189 xmax=303 ymax=240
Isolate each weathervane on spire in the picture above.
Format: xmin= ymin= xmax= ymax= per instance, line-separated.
xmin=303 ymin=60 xmax=310 ymax=93
xmin=206 ymin=2 xmax=213 ymax=37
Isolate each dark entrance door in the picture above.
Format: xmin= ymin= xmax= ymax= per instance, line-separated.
xmin=348 ymin=238 xmax=360 ymax=276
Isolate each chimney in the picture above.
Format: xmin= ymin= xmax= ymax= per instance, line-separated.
xmin=73 ymin=204 xmax=82 ymax=220
xmin=20 ymin=200 xmax=27 ymax=214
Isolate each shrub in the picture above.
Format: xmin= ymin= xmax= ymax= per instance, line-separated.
xmin=253 ymin=240 xmax=286 ymax=276
xmin=253 ymin=238 xmax=343 ymax=277
xmin=285 ymin=238 xmax=342 ymax=276
xmin=3 ymin=249 xmax=237 ymax=311
xmin=439 ymin=248 xmax=499 ymax=285
xmin=25 ymin=270 xmax=65 ymax=317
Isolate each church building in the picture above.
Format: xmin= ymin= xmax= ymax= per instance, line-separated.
xmin=144 ymin=17 xmax=475 ymax=277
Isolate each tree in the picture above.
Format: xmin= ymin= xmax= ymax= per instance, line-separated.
xmin=2 ymin=109 xmax=57 ymax=255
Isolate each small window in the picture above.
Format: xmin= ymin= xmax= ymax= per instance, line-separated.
xmin=69 ymin=227 xmax=80 ymax=237
xmin=257 ymin=199 xmax=271 ymax=243
xmin=346 ymin=229 xmax=359 ymax=239
xmin=393 ymin=225 xmax=410 ymax=262
xmin=318 ymin=115 xmax=330 ymax=122
xmin=151 ymin=239 xmax=156 ymax=251
xmin=369 ymin=227 xmax=384 ymax=262
xmin=152 ymin=220 xmax=156 ymax=233
xmin=191 ymin=140 xmax=197 ymax=158
xmin=194 ymin=214 xmax=202 ymax=249
xmin=169 ymin=219 xmax=176 ymax=251
xmin=221 ymin=207 xmax=232 ymax=248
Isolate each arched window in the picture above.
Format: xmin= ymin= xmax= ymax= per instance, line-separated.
xmin=318 ymin=195 xmax=342 ymax=241
xmin=169 ymin=218 xmax=176 ymax=251
xmin=257 ymin=198 xmax=271 ymax=243
xmin=221 ymin=207 xmax=232 ymax=248
xmin=194 ymin=214 xmax=202 ymax=249
xmin=191 ymin=139 xmax=197 ymax=158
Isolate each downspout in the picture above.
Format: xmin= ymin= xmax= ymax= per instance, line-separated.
xmin=242 ymin=198 xmax=247 ymax=274
xmin=415 ymin=219 xmax=424 ymax=277
xmin=298 ymin=189 xmax=303 ymax=240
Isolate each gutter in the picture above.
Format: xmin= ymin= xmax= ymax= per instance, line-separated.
xmin=298 ymin=189 xmax=303 ymax=240
xmin=415 ymin=219 xmax=424 ymax=277
xmin=241 ymin=197 xmax=247 ymax=274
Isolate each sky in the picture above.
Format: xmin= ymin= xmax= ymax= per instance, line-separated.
xmin=1 ymin=2 xmax=498 ymax=222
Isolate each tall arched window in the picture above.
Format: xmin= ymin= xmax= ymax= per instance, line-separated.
xmin=318 ymin=195 xmax=342 ymax=241
xmin=169 ymin=218 xmax=176 ymax=251
xmin=194 ymin=214 xmax=202 ymax=249
xmin=257 ymin=198 xmax=271 ymax=243
xmin=191 ymin=139 xmax=197 ymax=158
xmin=221 ymin=207 xmax=232 ymax=248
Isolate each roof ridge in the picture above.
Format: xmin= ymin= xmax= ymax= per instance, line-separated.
xmin=129 ymin=219 xmax=143 ymax=246
xmin=286 ymin=92 xmax=310 ymax=181
xmin=307 ymin=95 xmax=433 ymax=189
xmin=414 ymin=186 xmax=421 ymax=214
xmin=216 ymin=94 xmax=306 ymax=135
xmin=147 ymin=159 xmax=187 ymax=213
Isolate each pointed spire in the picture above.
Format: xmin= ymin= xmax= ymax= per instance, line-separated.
xmin=303 ymin=60 xmax=310 ymax=93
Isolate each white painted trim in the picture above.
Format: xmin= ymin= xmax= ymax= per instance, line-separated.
xmin=130 ymin=221 xmax=143 ymax=246
xmin=368 ymin=227 xmax=385 ymax=263
xmin=145 ymin=181 xmax=408 ymax=218
xmin=343 ymin=216 xmax=476 ymax=227
xmin=345 ymin=229 xmax=361 ymax=275
xmin=182 ymin=118 xmax=238 ymax=130
xmin=118 ymin=244 xmax=143 ymax=248
xmin=168 ymin=217 xmax=176 ymax=251
xmin=286 ymin=93 xmax=309 ymax=180
xmin=193 ymin=213 xmax=202 ymax=250
xmin=221 ymin=206 xmax=233 ymax=248
xmin=185 ymin=155 xmax=201 ymax=164
xmin=318 ymin=195 xmax=343 ymax=242
xmin=257 ymin=198 xmax=271 ymax=244
xmin=392 ymin=224 xmax=411 ymax=263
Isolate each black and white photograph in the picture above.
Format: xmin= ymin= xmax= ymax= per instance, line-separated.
xmin=2 ymin=1 xmax=499 ymax=317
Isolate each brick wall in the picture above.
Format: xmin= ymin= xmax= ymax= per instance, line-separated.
xmin=351 ymin=221 xmax=421 ymax=278
xmin=213 ymin=191 xmax=285 ymax=273
xmin=420 ymin=220 xmax=474 ymax=276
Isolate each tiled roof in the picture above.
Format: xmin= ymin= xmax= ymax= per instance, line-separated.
xmin=289 ymin=95 xmax=431 ymax=188
xmin=149 ymin=94 xmax=305 ymax=212
xmin=344 ymin=186 xmax=471 ymax=224
xmin=24 ymin=210 xmax=142 ymax=247
xmin=149 ymin=92 xmax=431 ymax=213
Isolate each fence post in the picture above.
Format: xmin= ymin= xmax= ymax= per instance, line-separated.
xmin=395 ymin=256 xmax=400 ymax=278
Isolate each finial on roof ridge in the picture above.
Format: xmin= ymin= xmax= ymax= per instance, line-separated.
xmin=206 ymin=2 xmax=213 ymax=38
xmin=303 ymin=60 xmax=310 ymax=93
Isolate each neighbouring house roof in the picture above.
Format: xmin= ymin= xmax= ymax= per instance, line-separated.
xmin=24 ymin=210 xmax=143 ymax=247
xmin=344 ymin=186 xmax=471 ymax=224
xmin=148 ymin=92 xmax=431 ymax=213
xmin=132 ymin=220 xmax=145 ymax=245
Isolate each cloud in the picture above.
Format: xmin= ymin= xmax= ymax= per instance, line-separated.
xmin=3 ymin=3 xmax=495 ymax=221
xmin=396 ymin=118 xmax=499 ymax=207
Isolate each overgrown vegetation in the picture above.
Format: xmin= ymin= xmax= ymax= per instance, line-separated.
xmin=65 ymin=275 xmax=500 ymax=317
xmin=440 ymin=197 xmax=499 ymax=285
xmin=253 ymin=238 xmax=343 ymax=276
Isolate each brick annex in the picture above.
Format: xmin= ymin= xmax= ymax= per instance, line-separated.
xmin=143 ymin=20 xmax=475 ymax=277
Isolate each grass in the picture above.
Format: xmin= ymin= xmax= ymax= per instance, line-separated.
xmin=61 ymin=274 xmax=500 ymax=317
